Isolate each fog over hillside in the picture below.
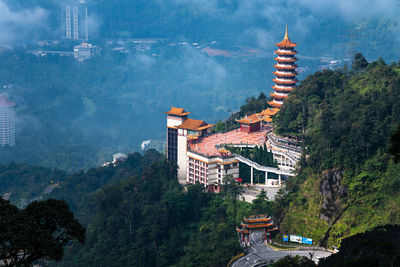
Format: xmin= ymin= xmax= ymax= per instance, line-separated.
xmin=0 ymin=0 xmax=399 ymax=170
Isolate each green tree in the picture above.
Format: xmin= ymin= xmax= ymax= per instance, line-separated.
xmin=223 ymin=175 xmax=243 ymax=225
xmin=252 ymin=189 xmax=273 ymax=215
xmin=272 ymin=255 xmax=316 ymax=267
xmin=0 ymin=199 xmax=85 ymax=266
xmin=389 ymin=125 xmax=400 ymax=163
xmin=352 ymin=53 xmax=368 ymax=72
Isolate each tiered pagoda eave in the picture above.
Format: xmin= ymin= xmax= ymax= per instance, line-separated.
xmin=268 ymin=25 xmax=298 ymax=109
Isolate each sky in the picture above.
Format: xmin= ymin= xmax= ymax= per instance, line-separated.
xmin=0 ymin=0 xmax=398 ymax=47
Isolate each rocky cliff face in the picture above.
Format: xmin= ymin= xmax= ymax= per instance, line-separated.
xmin=319 ymin=169 xmax=348 ymax=223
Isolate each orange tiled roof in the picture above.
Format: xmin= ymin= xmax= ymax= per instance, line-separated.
xmin=241 ymin=223 xmax=274 ymax=229
xmin=275 ymin=50 xmax=297 ymax=55
xmin=275 ymin=25 xmax=297 ymax=48
xmin=244 ymin=217 xmax=271 ymax=223
xmin=274 ymin=57 xmax=297 ymax=63
xmin=236 ymin=113 xmax=263 ymax=124
xmin=273 ymin=71 xmax=298 ymax=77
xmin=165 ymin=106 xmax=191 ymax=116
xmin=274 ymin=64 xmax=297 ymax=70
xmin=272 ymin=86 xmax=295 ymax=92
xmin=272 ymin=78 xmax=297 ymax=84
xmin=218 ymin=147 xmax=230 ymax=154
xmin=259 ymin=108 xmax=279 ymax=116
xmin=270 ymin=92 xmax=288 ymax=99
xmin=263 ymin=117 xmax=273 ymax=122
xmin=197 ymin=124 xmax=215 ymax=131
xmin=178 ymin=118 xmax=213 ymax=131
xmin=268 ymin=101 xmax=282 ymax=108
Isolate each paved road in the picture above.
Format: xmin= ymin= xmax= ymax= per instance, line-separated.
xmin=232 ymin=232 xmax=332 ymax=267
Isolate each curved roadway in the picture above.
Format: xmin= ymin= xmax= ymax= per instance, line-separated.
xmin=232 ymin=232 xmax=332 ymax=267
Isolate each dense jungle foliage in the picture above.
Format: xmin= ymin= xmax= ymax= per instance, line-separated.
xmin=274 ymin=54 xmax=400 ymax=247
xmin=1 ymin=150 xmax=275 ymax=266
xmin=2 ymin=53 xmax=400 ymax=265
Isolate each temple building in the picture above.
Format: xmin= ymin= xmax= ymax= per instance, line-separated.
xmin=236 ymin=108 xmax=280 ymax=132
xmin=237 ymin=215 xmax=278 ymax=245
xmin=0 ymin=94 xmax=16 ymax=147
xmin=165 ymin=105 xmax=296 ymax=192
xmin=268 ymin=25 xmax=298 ymax=109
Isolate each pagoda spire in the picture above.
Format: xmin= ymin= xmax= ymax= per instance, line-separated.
xmin=284 ymin=24 xmax=288 ymax=40
xmin=268 ymin=25 xmax=298 ymax=109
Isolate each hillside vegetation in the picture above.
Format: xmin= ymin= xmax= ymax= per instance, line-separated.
xmin=2 ymin=150 xmax=273 ymax=266
xmin=274 ymin=55 xmax=400 ymax=247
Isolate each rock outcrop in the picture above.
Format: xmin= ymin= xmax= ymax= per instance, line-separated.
xmin=319 ymin=169 xmax=348 ymax=223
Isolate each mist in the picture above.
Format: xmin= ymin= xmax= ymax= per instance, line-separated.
xmin=0 ymin=0 xmax=400 ymax=171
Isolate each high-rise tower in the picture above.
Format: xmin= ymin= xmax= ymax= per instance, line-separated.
xmin=61 ymin=0 xmax=98 ymax=41
xmin=0 ymin=94 xmax=16 ymax=147
xmin=268 ymin=25 xmax=298 ymax=109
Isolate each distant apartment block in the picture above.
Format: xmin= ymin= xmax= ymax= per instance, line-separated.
xmin=61 ymin=0 xmax=97 ymax=41
xmin=0 ymin=94 xmax=16 ymax=147
xmin=74 ymin=43 xmax=100 ymax=62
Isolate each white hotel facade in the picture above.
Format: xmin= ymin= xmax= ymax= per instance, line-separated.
xmin=0 ymin=94 xmax=16 ymax=147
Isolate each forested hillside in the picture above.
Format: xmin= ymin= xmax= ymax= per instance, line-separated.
xmin=1 ymin=149 xmax=273 ymax=266
xmin=54 ymin=160 xmax=245 ymax=267
xmin=274 ymin=55 xmax=400 ymax=247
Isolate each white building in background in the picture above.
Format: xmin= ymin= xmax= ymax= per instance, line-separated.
xmin=0 ymin=94 xmax=16 ymax=147
xmin=74 ymin=43 xmax=101 ymax=62
xmin=61 ymin=0 xmax=98 ymax=41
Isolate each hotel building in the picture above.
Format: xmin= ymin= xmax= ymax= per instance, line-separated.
xmin=0 ymin=94 xmax=16 ymax=147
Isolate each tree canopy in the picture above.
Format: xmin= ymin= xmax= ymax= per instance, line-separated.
xmin=0 ymin=199 xmax=85 ymax=266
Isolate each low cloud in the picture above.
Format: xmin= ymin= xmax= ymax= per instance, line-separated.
xmin=0 ymin=1 xmax=49 ymax=44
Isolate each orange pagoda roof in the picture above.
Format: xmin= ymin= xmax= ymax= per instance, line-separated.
xmin=275 ymin=50 xmax=297 ymax=55
xmin=165 ymin=106 xmax=191 ymax=116
xmin=272 ymin=86 xmax=295 ymax=92
xmin=270 ymin=92 xmax=288 ymax=99
xmin=268 ymin=101 xmax=282 ymax=108
xmin=273 ymin=71 xmax=298 ymax=77
xmin=236 ymin=114 xmax=263 ymax=124
xmin=272 ymin=78 xmax=297 ymax=84
xmin=274 ymin=64 xmax=297 ymax=70
xmin=275 ymin=25 xmax=297 ymax=48
xmin=177 ymin=119 xmax=214 ymax=131
xmin=274 ymin=57 xmax=297 ymax=63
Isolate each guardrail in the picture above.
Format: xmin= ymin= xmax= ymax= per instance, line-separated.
xmin=227 ymin=252 xmax=245 ymax=267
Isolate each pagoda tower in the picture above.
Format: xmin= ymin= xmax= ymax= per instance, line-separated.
xmin=268 ymin=25 xmax=298 ymax=109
